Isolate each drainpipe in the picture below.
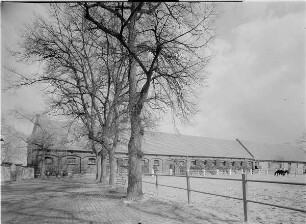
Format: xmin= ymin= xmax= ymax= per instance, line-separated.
xmin=79 ymin=157 xmax=82 ymax=173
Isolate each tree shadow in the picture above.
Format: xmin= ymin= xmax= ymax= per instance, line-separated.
xmin=2 ymin=207 xmax=95 ymax=224
xmin=127 ymin=198 xmax=243 ymax=224
xmin=69 ymin=191 xmax=126 ymax=200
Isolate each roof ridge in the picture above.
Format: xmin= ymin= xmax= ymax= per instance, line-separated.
xmin=241 ymin=139 xmax=300 ymax=148
xmin=146 ymin=131 xmax=237 ymax=142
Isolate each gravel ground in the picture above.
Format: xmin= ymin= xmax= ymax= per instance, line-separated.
xmin=142 ymin=173 xmax=306 ymax=224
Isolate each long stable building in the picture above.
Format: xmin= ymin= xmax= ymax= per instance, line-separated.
xmin=27 ymin=116 xmax=306 ymax=175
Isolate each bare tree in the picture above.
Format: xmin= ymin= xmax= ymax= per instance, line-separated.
xmin=14 ymin=4 xmax=129 ymax=184
xmin=81 ymin=2 xmax=218 ymax=199
xmin=1 ymin=118 xmax=27 ymax=165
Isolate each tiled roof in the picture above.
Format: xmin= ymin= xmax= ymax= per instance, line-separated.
xmin=117 ymin=132 xmax=254 ymax=160
xmin=238 ymin=140 xmax=306 ymax=163
xmin=33 ymin=116 xmax=90 ymax=151
xmin=32 ymin=116 xmax=306 ymax=163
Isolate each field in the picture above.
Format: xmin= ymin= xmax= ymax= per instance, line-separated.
xmin=142 ymin=173 xmax=306 ymax=224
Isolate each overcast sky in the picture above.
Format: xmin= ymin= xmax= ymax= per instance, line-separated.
xmin=1 ymin=2 xmax=305 ymax=145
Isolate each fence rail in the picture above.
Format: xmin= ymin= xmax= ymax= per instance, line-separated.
xmin=143 ymin=172 xmax=306 ymax=222
xmin=161 ymin=168 xmax=305 ymax=176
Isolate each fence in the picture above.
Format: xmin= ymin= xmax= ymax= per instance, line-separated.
xmin=1 ymin=164 xmax=34 ymax=183
xmin=143 ymin=172 xmax=306 ymax=222
xmin=167 ymin=168 xmax=304 ymax=176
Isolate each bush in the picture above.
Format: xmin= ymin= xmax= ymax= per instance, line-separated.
xmin=190 ymin=159 xmax=204 ymax=170
xmin=45 ymin=165 xmax=60 ymax=176
xmin=241 ymin=161 xmax=251 ymax=171
xmin=233 ymin=161 xmax=241 ymax=170
xmin=224 ymin=160 xmax=232 ymax=170
xmin=204 ymin=159 xmax=215 ymax=170
xmin=215 ymin=159 xmax=224 ymax=170
xmin=208 ymin=170 xmax=217 ymax=175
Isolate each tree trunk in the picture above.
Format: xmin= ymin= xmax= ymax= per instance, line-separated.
xmin=95 ymin=154 xmax=100 ymax=181
xmin=109 ymin=149 xmax=116 ymax=186
xmin=40 ymin=150 xmax=46 ymax=178
xmin=126 ymin=2 xmax=144 ymax=199
xmin=109 ymin=103 xmax=119 ymax=186
xmin=99 ymin=153 xmax=107 ymax=183
xmin=127 ymin=114 xmax=143 ymax=199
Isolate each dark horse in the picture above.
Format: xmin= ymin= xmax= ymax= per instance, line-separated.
xmin=274 ymin=169 xmax=289 ymax=176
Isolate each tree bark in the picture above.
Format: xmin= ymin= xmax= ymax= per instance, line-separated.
xmin=95 ymin=154 xmax=101 ymax=181
xmin=109 ymin=102 xmax=119 ymax=186
xmin=127 ymin=114 xmax=143 ymax=199
xmin=40 ymin=150 xmax=46 ymax=178
xmin=126 ymin=2 xmax=144 ymax=199
xmin=109 ymin=148 xmax=116 ymax=186
xmin=100 ymin=153 xmax=108 ymax=183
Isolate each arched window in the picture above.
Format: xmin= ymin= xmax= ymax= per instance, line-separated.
xmin=154 ymin=160 xmax=160 ymax=166
xmin=88 ymin=158 xmax=95 ymax=165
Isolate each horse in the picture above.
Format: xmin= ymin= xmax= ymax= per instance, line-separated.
xmin=274 ymin=169 xmax=289 ymax=176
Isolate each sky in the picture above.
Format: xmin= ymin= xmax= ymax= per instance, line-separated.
xmin=1 ymin=2 xmax=305 ymax=145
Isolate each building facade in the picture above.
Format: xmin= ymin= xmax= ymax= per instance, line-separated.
xmin=27 ymin=116 xmax=306 ymax=176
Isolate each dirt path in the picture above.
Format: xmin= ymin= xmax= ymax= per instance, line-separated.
xmin=1 ymin=177 xmax=241 ymax=224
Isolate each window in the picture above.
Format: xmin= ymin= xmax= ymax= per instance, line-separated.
xmin=67 ymin=157 xmax=76 ymax=165
xmin=123 ymin=159 xmax=129 ymax=165
xmin=254 ymin=162 xmax=259 ymax=169
xmin=88 ymin=158 xmax=95 ymax=165
xmin=222 ymin=160 xmax=226 ymax=166
xmin=154 ymin=160 xmax=160 ymax=166
xmin=142 ymin=159 xmax=149 ymax=165
xmin=191 ymin=160 xmax=196 ymax=166
xmin=268 ymin=163 xmax=271 ymax=169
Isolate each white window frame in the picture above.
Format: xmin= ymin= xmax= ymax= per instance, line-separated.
xmin=67 ymin=157 xmax=77 ymax=165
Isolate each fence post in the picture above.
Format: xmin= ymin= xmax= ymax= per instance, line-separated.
xmin=186 ymin=169 xmax=191 ymax=204
xmin=155 ymin=173 xmax=158 ymax=195
xmin=242 ymin=173 xmax=248 ymax=222
xmin=203 ymin=169 xmax=206 ymax=176
xmin=229 ymin=169 xmax=231 ymax=175
xmin=217 ymin=169 xmax=219 ymax=175
xmin=266 ymin=169 xmax=268 ymax=175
